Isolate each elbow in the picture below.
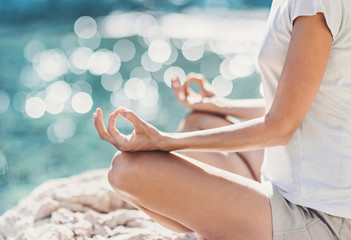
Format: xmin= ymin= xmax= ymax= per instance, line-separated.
xmin=264 ymin=114 xmax=299 ymax=146
xmin=278 ymin=131 xmax=294 ymax=146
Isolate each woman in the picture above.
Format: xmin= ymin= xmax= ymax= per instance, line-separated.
xmin=94 ymin=0 xmax=351 ymax=238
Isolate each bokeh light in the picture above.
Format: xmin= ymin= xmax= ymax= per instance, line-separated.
xmin=13 ymin=92 xmax=27 ymax=113
xmin=34 ymin=49 xmax=68 ymax=82
xmin=25 ymin=97 xmax=46 ymax=118
xmin=46 ymin=81 xmax=72 ymax=101
xmin=101 ymin=73 xmax=123 ymax=92
xmin=19 ymin=65 xmax=42 ymax=89
xmin=24 ymin=40 xmax=46 ymax=63
xmin=71 ymin=92 xmax=93 ymax=114
xmin=88 ymin=49 xmax=121 ymax=75
xmin=138 ymin=85 xmax=159 ymax=107
xmin=182 ymin=40 xmax=205 ymax=61
xmin=61 ymin=33 xmax=79 ymax=53
xmin=0 ymin=90 xmax=10 ymax=113
xmin=72 ymin=81 xmax=93 ymax=95
xmin=100 ymin=12 xmax=138 ymax=38
xmin=113 ymin=39 xmax=136 ymax=62
xmin=74 ymin=16 xmax=97 ymax=39
xmin=220 ymin=58 xmax=235 ymax=79
xmin=135 ymin=14 xmax=159 ymax=38
xmin=110 ymin=89 xmax=133 ymax=109
xmin=228 ymin=54 xmax=255 ymax=78
xmin=130 ymin=66 xmax=151 ymax=81
xmin=78 ymin=32 xmax=101 ymax=50
xmin=44 ymin=94 xmax=65 ymax=115
xmin=164 ymin=46 xmax=179 ymax=65
xmin=124 ymin=78 xmax=146 ymax=99
xmin=45 ymin=81 xmax=72 ymax=114
xmin=135 ymin=102 xmax=159 ymax=121
xmin=47 ymin=118 xmax=76 ymax=143
xmin=69 ymin=47 xmax=93 ymax=73
xmin=141 ymin=51 xmax=163 ymax=72
xmin=211 ymin=76 xmax=233 ymax=97
xmin=148 ymin=40 xmax=171 ymax=63
xmin=163 ymin=66 xmax=186 ymax=87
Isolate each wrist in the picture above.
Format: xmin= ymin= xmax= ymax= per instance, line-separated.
xmin=207 ymin=96 xmax=229 ymax=115
xmin=158 ymin=132 xmax=178 ymax=152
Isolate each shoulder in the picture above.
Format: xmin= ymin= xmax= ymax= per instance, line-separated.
xmin=286 ymin=0 xmax=348 ymax=40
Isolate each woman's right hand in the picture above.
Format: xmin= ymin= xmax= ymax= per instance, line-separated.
xmin=93 ymin=108 xmax=166 ymax=152
xmin=171 ymin=73 xmax=223 ymax=113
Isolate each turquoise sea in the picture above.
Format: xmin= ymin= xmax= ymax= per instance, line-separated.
xmin=0 ymin=3 xmax=269 ymax=214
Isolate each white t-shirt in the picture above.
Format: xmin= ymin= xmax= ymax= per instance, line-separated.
xmin=259 ymin=0 xmax=351 ymax=219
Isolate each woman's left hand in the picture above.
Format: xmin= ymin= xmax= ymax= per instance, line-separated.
xmin=172 ymin=74 xmax=224 ymax=114
xmin=93 ymin=108 xmax=165 ymax=152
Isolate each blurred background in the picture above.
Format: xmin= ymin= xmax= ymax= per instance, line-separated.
xmin=0 ymin=0 xmax=272 ymax=214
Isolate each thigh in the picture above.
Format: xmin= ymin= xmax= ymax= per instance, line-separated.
xmin=238 ymin=150 xmax=264 ymax=181
xmin=179 ymin=112 xmax=264 ymax=181
xmin=109 ymin=151 xmax=272 ymax=240
xmin=181 ymin=151 xmax=257 ymax=180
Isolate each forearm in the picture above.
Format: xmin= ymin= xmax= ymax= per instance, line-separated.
xmin=207 ymin=97 xmax=265 ymax=120
xmin=160 ymin=115 xmax=290 ymax=152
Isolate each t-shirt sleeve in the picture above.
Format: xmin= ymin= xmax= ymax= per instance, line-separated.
xmin=290 ymin=0 xmax=343 ymax=40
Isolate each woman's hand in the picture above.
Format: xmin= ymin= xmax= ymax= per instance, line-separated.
xmin=93 ymin=108 xmax=165 ymax=152
xmin=171 ymin=73 xmax=224 ymax=113
xmin=183 ymin=73 xmax=215 ymax=99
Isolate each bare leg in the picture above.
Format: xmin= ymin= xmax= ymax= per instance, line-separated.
xmin=177 ymin=112 xmax=264 ymax=239
xmin=108 ymin=182 xmax=193 ymax=233
xmin=108 ymin=112 xmax=266 ymax=238
xmin=178 ymin=112 xmax=263 ymax=181
xmin=108 ymin=151 xmax=272 ymax=240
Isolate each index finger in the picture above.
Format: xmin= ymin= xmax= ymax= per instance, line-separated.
xmin=93 ymin=108 xmax=110 ymax=141
xmin=107 ymin=109 xmax=122 ymax=134
xmin=171 ymin=75 xmax=186 ymax=102
xmin=184 ymin=73 xmax=207 ymax=96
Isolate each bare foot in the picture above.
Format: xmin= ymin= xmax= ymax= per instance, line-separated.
xmin=194 ymin=232 xmax=206 ymax=240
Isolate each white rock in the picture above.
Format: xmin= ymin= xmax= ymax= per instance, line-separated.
xmin=34 ymin=198 xmax=60 ymax=220
xmin=23 ymin=223 xmax=74 ymax=240
xmin=0 ymin=169 xmax=193 ymax=240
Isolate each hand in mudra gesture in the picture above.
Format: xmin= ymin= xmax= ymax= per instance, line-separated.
xmin=93 ymin=108 xmax=164 ymax=152
xmin=172 ymin=73 xmax=222 ymax=113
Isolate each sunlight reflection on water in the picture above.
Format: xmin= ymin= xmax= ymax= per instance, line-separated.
xmin=0 ymin=90 xmax=10 ymax=113
xmin=0 ymin=152 xmax=9 ymax=175
xmin=10 ymin=9 xmax=268 ymax=150
xmin=0 ymin=8 xmax=269 ymax=213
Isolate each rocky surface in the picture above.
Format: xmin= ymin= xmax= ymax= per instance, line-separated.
xmin=0 ymin=169 xmax=194 ymax=240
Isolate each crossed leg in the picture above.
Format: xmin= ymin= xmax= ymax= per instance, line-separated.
xmin=178 ymin=112 xmax=263 ymax=181
xmin=108 ymin=151 xmax=272 ymax=240
xmin=107 ymin=112 xmax=271 ymax=239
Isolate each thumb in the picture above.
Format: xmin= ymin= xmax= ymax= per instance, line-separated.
xmin=171 ymin=75 xmax=186 ymax=101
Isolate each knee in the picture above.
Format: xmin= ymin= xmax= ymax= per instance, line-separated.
xmin=108 ymin=151 xmax=157 ymax=193
xmin=108 ymin=151 xmax=135 ymax=192
xmin=178 ymin=112 xmax=206 ymax=132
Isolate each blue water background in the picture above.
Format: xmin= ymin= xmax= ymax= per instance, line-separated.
xmin=0 ymin=0 xmax=271 ymax=214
